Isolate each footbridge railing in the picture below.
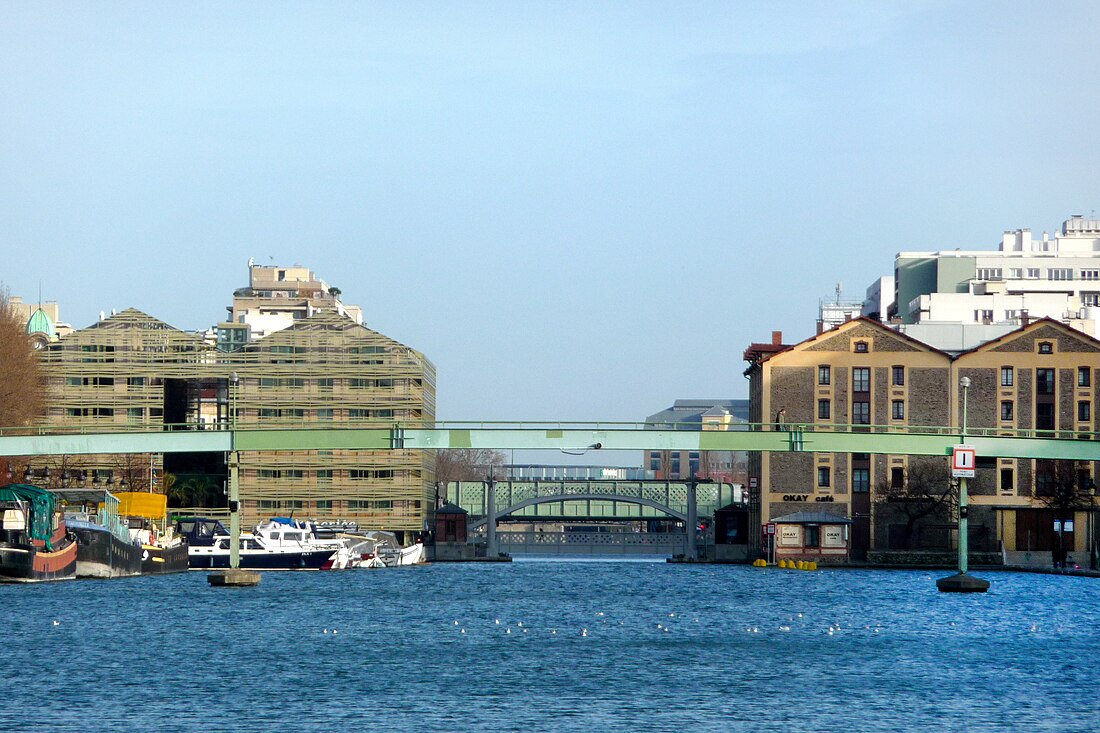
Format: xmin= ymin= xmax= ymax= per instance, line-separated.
xmin=1 ymin=421 xmax=1099 ymax=461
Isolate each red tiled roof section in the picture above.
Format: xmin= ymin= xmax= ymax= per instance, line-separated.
xmin=742 ymin=330 xmax=791 ymax=364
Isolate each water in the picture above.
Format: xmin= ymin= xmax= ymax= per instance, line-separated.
xmin=3 ymin=561 xmax=1098 ymax=732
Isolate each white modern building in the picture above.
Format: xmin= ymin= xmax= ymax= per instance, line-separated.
xmin=893 ymin=214 xmax=1100 ymax=336
xmin=219 ymin=260 xmax=365 ymax=348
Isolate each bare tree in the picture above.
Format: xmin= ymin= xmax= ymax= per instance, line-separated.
xmin=875 ymin=458 xmax=957 ymax=550
xmin=434 ymin=448 xmax=507 ymax=488
xmin=1036 ymin=460 xmax=1096 ymax=564
xmin=0 ymin=286 xmax=46 ymax=428
xmin=110 ymin=453 xmax=156 ymax=492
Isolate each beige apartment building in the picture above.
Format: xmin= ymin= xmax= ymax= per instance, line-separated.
xmin=33 ymin=267 xmax=436 ymax=534
xmin=745 ymin=317 xmax=1098 ymax=563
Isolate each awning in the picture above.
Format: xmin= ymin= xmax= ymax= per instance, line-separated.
xmin=771 ymin=511 xmax=852 ymax=525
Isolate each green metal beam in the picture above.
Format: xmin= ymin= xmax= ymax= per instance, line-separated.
xmin=1 ymin=424 xmax=1098 ymax=462
xmin=0 ymin=431 xmax=230 ymax=457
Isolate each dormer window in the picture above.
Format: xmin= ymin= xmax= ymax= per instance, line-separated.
xmin=854 ymin=341 xmax=869 ymax=353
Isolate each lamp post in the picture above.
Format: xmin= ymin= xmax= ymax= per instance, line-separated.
xmin=937 ymin=375 xmax=989 ymax=592
xmin=228 ymin=372 xmax=241 ymax=571
xmin=208 ymin=371 xmax=259 ymax=586
xmin=958 ymin=376 xmax=970 ymax=575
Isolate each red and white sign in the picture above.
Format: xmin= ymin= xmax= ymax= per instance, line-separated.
xmin=952 ymin=444 xmax=976 ymax=478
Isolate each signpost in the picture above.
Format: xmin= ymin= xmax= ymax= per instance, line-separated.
xmin=952 ymin=445 xmax=976 ymax=478
xmin=937 ymin=378 xmax=990 ymax=593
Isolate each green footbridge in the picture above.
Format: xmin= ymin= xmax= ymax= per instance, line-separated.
xmin=0 ymin=421 xmax=1097 ymax=461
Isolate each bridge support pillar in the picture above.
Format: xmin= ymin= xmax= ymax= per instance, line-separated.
xmin=685 ymin=479 xmax=698 ymax=561
xmin=486 ymin=476 xmax=498 ymax=558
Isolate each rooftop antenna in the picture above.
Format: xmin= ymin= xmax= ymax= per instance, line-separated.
xmin=835 ymin=281 xmax=843 ymax=304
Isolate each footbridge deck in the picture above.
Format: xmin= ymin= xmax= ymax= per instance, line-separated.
xmin=1 ymin=421 xmax=1098 ymax=461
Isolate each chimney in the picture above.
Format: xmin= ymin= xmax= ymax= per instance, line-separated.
xmin=771 ymin=330 xmax=783 ymax=345
xmin=1020 ymin=309 xmax=1030 ymax=327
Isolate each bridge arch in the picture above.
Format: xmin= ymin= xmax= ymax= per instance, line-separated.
xmin=467 ymin=493 xmax=688 ymax=530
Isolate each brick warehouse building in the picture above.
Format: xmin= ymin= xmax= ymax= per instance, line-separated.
xmin=745 ymin=317 xmax=1099 ymax=563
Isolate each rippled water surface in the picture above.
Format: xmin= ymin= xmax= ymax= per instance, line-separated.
xmin=3 ymin=560 xmax=1098 ymax=732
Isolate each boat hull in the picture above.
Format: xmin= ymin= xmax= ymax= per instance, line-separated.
xmin=69 ymin=523 xmax=143 ymax=579
xmin=141 ymin=543 xmax=190 ymax=575
xmin=0 ymin=539 xmax=77 ymax=583
xmin=188 ymin=546 xmax=336 ymax=570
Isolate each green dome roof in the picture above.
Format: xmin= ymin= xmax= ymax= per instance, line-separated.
xmin=25 ymin=308 xmax=56 ymax=339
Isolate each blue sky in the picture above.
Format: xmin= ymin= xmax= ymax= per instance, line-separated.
xmin=3 ymin=1 xmax=1099 ymax=423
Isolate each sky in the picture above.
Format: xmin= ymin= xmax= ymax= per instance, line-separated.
xmin=3 ymin=1 xmax=1100 ymax=425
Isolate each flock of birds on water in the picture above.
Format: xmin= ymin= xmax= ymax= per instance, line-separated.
xmin=438 ymin=611 xmax=897 ymax=638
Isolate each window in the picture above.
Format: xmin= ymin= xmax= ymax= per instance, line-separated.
xmin=128 ymin=408 xmax=144 ymax=418
xmin=1000 ymin=401 xmax=1014 ymax=422
xmin=316 ymin=500 xmax=333 ymax=510
xmin=316 ymin=408 xmax=333 ymax=420
xmin=127 ymin=377 xmax=145 ymax=387
xmin=317 ymin=470 xmax=333 ymax=481
xmin=1038 ymin=341 xmax=1053 ymax=354
xmin=285 ymin=469 xmax=304 ymax=480
xmin=1000 ymin=469 xmax=1013 ymax=492
xmin=1000 ymin=367 xmax=1014 ymax=387
xmin=853 ymin=401 xmax=870 ymax=425
xmin=854 ymin=341 xmax=869 ymax=353
xmin=671 ymin=456 xmax=681 ymax=475
xmin=817 ymin=467 xmax=830 ymax=488
xmin=1048 ymin=268 xmax=1072 ymax=281
xmin=286 ymin=378 xmax=305 ymax=388
xmin=852 ymin=469 xmax=870 ymax=493
xmin=259 ymin=408 xmax=281 ymax=419
xmin=350 ymin=469 xmax=395 ymax=480
xmin=1078 ymin=367 xmax=1091 ymax=387
xmin=317 ymin=378 xmax=333 ymax=390
xmin=1026 ymin=268 xmax=1040 ymax=279
xmin=260 ymin=378 xmax=279 ymax=388
xmin=1081 ymin=270 xmax=1100 ymax=281
xmin=818 ymin=400 xmax=831 ymax=420
xmin=974 ymin=309 xmax=994 ymax=322
xmin=689 ymin=452 xmax=700 ymax=477
xmin=1008 ymin=268 xmax=1023 ymax=279
xmin=890 ymin=467 xmax=904 ymax=489
xmin=1037 ymin=369 xmax=1055 ymax=394
xmin=1037 ymin=403 xmax=1055 ymax=430
xmin=803 ymin=525 xmax=820 ymax=548
xmin=649 ymin=452 xmax=660 ymax=472
xmin=1079 ymin=401 xmax=1092 ymax=422
xmin=891 ymin=366 xmax=905 ymax=386
xmin=1085 ymin=293 xmax=1100 ymax=307
xmin=853 ymin=367 xmax=870 ymax=393
xmin=891 ymin=400 xmax=904 ymax=420
xmin=818 ymin=366 xmax=831 ymax=385
xmin=976 ymin=268 xmax=1002 ymax=280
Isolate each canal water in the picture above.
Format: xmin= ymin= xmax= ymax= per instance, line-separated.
xmin=3 ymin=560 xmax=1098 ymax=732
